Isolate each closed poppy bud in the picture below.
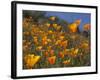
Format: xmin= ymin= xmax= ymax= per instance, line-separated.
xmin=50 ymin=50 xmax=54 ymax=56
xmin=53 ymin=23 xmax=58 ymax=28
xmin=44 ymin=51 xmax=49 ymax=57
xmin=49 ymin=16 xmax=56 ymax=21
xmin=47 ymin=39 xmax=51 ymax=42
xmin=24 ymin=31 xmax=30 ymax=36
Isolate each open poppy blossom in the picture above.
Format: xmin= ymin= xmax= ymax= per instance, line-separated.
xmin=24 ymin=54 xmax=41 ymax=69
xmin=48 ymin=56 xmax=56 ymax=65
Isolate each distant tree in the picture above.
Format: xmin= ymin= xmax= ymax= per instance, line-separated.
xmin=23 ymin=10 xmax=46 ymax=22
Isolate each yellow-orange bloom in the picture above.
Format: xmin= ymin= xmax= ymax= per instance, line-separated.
xmin=74 ymin=48 xmax=79 ymax=55
xmin=63 ymin=49 xmax=70 ymax=55
xmin=81 ymin=42 xmax=89 ymax=49
xmin=36 ymin=46 xmax=42 ymax=51
xmin=24 ymin=54 xmax=41 ymax=69
xmin=56 ymin=26 xmax=61 ymax=31
xmin=42 ymin=41 xmax=48 ymax=45
xmin=48 ymin=30 xmax=53 ymax=34
xmin=62 ymin=59 xmax=71 ymax=65
xmin=48 ymin=56 xmax=56 ymax=65
xmin=53 ymin=23 xmax=58 ymax=28
xmin=47 ymin=39 xmax=52 ymax=42
xmin=47 ymin=46 xmax=52 ymax=51
xmin=60 ymin=40 xmax=68 ymax=48
xmin=55 ymin=40 xmax=61 ymax=45
xmin=42 ymin=36 xmax=47 ymax=41
xmin=42 ymin=36 xmax=48 ymax=45
xmin=70 ymin=48 xmax=79 ymax=57
xmin=45 ymin=23 xmax=50 ymax=27
xmin=68 ymin=23 xmax=78 ymax=33
xmin=33 ymin=37 xmax=38 ymax=44
xmin=59 ymin=36 xmax=65 ymax=40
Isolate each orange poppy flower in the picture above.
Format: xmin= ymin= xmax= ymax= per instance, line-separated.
xmin=58 ymin=52 xmax=64 ymax=58
xmin=42 ymin=41 xmax=48 ymax=45
xmin=83 ymin=23 xmax=90 ymax=31
xmin=48 ymin=56 xmax=56 ymax=65
xmin=74 ymin=19 xmax=81 ymax=26
xmin=24 ymin=54 xmax=41 ymax=69
xmin=68 ymin=23 xmax=78 ymax=33
xmin=42 ymin=36 xmax=47 ymax=41
xmin=60 ymin=40 xmax=68 ymax=48
xmin=42 ymin=36 xmax=48 ymax=45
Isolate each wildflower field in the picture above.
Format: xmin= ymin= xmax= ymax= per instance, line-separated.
xmin=23 ymin=10 xmax=91 ymax=69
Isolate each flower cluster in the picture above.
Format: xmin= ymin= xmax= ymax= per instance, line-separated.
xmin=23 ymin=15 xmax=90 ymax=69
